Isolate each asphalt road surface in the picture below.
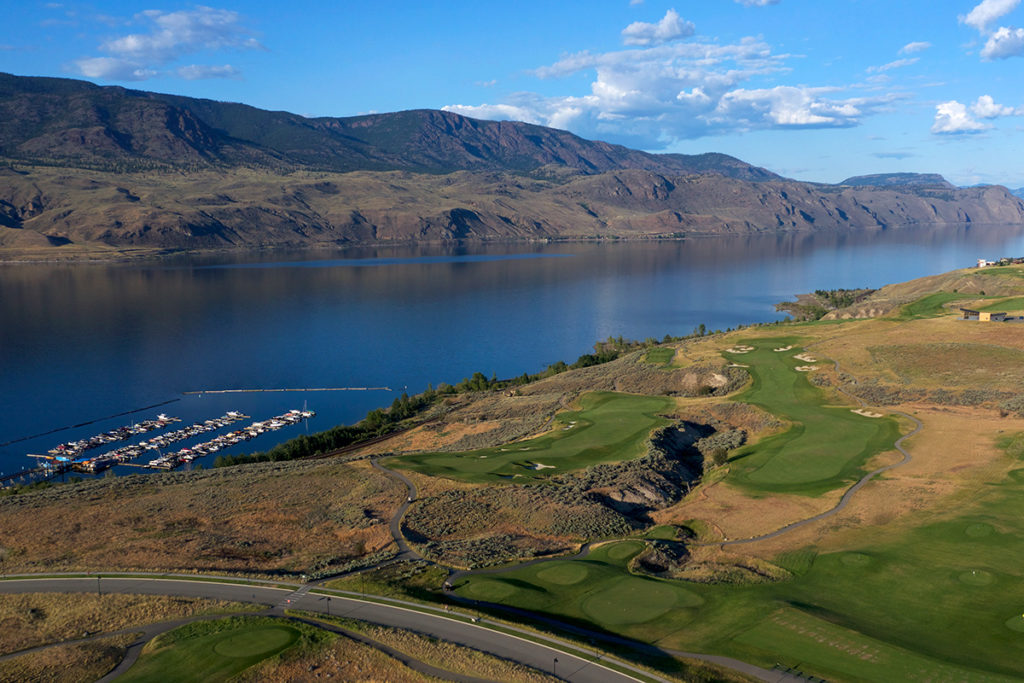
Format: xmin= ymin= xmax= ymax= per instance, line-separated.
xmin=0 ymin=576 xmax=651 ymax=682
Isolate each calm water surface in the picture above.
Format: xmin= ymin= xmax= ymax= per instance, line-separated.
xmin=3 ymin=225 xmax=1024 ymax=475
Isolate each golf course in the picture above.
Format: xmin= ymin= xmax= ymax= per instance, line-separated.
xmin=723 ymin=338 xmax=902 ymax=494
xmin=391 ymin=391 xmax=675 ymax=483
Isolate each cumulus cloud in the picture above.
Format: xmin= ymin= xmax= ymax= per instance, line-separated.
xmin=931 ymin=100 xmax=990 ymax=134
xmin=712 ymin=86 xmax=880 ymax=127
xmin=971 ymin=94 xmax=1020 ymax=117
xmin=621 ymin=9 xmax=694 ymax=46
xmin=445 ymin=30 xmax=896 ymax=147
xmin=72 ymin=6 xmax=261 ymax=81
xmin=74 ymin=56 xmax=156 ymax=81
xmin=735 ymin=0 xmax=780 ymax=5
xmin=961 ymin=0 xmax=1020 ymax=32
xmin=981 ymin=25 xmax=1024 ymax=57
xmin=899 ymin=41 xmax=932 ymax=54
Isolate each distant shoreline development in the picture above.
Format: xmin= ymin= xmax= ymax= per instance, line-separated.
xmin=182 ymin=387 xmax=391 ymax=395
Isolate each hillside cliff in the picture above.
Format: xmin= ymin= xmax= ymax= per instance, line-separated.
xmin=1 ymin=73 xmax=1021 ymax=257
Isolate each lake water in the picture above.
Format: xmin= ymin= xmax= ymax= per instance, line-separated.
xmin=3 ymin=224 xmax=1024 ymax=477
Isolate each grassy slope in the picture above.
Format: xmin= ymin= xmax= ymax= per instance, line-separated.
xmin=723 ymin=337 xmax=900 ymax=495
xmin=119 ymin=617 xmax=304 ymax=683
xmin=391 ymin=391 xmax=674 ymax=483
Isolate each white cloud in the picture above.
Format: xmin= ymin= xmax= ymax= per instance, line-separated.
xmin=899 ymin=41 xmax=932 ymax=54
xmin=931 ymin=100 xmax=990 ymax=134
xmin=176 ymin=64 xmax=240 ymax=80
xmin=971 ymin=94 xmax=1020 ymax=117
xmin=74 ymin=56 xmax=156 ymax=81
xmin=867 ymin=57 xmax=918 ymax=73
xmin=981 ymin=25 xmax=1024 ymax=57
xmin=621 ymin=9 xmax=694 ymax=46
xmin=961 ymin=0 xmax=1020 ymax=33
xmin=72 ymin=6 xmax=261 ymax=81
xmin=735 ymin=0 xmax=779 ymax=5
xmin=629 ymin=0 xmax=644 ymax=5
xmin=712 ymin=86 xmax=878 ymax=127
xmin=446 ymin=32 xmax=897 ymax=147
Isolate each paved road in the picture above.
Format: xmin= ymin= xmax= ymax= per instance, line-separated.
xmin=0 ymin=577 xmax=644 ymax=683
xmin=369 ymin=456 xmax=423 ymax=561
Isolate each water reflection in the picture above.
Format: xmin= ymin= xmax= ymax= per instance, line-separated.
xmin=2 ymin=224 xmax=1023 ymax=472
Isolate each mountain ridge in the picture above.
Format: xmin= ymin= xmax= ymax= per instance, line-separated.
xmin=0 ymin=72 xmax=1022 ymax=258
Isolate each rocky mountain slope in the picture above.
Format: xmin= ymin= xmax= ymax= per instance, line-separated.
xmin=1 ymin=72 xmax=1022 ymax=257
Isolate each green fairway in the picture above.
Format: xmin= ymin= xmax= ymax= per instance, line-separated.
xmin=643 ymin=347 xmax=676 ymax=365
xmin=722 ymin=338 xmax=901 ymax=494
xmin=119 ymin=617 xmax=306 ymax=683
xmin=981 ymin=296 xmax=1024 ymax=312
xmin=455 ymin=432 xmax=1024 ymax=681
xmin=390 ymin=391 xmax=674 ymax=483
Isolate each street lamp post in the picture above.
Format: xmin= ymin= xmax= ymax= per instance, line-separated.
xmin=553 ymin=657 xmax=558 ymax=677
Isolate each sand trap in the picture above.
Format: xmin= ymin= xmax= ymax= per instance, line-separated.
xmin=851 ymin=408 xmax=884 ymax=418
xmin=795 ymin=365 xmax=817 ymax=372
xmin=726 ymin=345 xmax=755 ymax=354
xmin=793 ymin=353 xmax=817 ymax=362
xmin=774 ymin=345 xmax=793 ymax=352
xmin=728 ymin=363 xmax=749 ymax=368
xmin=532 ymin=463 xmax=555 ymax=470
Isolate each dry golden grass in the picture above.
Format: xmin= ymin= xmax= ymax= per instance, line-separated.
xmin=0 ymin=459 xmax=402 ymax=576
xmin=317 ymin=618 xmax=557 ymax=683
xmin=0 ymin=632 xmax=136 ymax=683
xmin=0 ymin=593 xmax=252 ymax=656
xmin=235 ymin=634 xmax=436 ymax=683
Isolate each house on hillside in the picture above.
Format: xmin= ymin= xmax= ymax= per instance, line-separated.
xmin=960 ymin=308 xmax=1007 ymax=321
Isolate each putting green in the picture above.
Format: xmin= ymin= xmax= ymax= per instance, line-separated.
xmin=536 ymin=564 xmax=590 ymax=586
xmin=1005 ymin=615 xmax=1024 ymax=633
xmin=724 ymin=337 xmax=902 ymax=494
xmin=461 ymin=579 xmax=519 ymax=601
xmin=606 ymin=541 xmax=644 ymax=561
xmin=582 ymin=578 xmax=689 ymax=625
xmin=392 ymin=391 xmax=674 ymax=483
xmin=120 ymin=618 xmax=303 ymax=683
xmin=965 ymin=523 xmax=995 ymax=538
xmin=840 ymin=552 xmax=872 ymax=567
xmin=958 ymin=570 xmax=995 ymax=586
xmin=213 ymin=627 xmax=295 ymax=657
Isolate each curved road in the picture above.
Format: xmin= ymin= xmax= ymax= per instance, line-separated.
xmin=0 ymin=576 xmax=647 ymax=683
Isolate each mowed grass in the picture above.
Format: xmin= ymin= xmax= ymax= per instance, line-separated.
xmin=898 ymin=292 xmax=971 ymax=319
xmin=458 ymin=440 xmax=1024 ymax=681
xmin=391 ymin=391 xmax=673 ymax=483
xmin=981 ymin=296 xmax=1024 ymax=312
xmin=644 ymin=347 xmax=676 ymax=365
xmin=723 ymin=337 xmax=901 ymax=494
xmin=119 ymin=616 xmax=305 ymax=683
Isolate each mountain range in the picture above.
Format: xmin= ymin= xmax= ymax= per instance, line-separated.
xmin=0 ymin=72 xmax=1022 ymax=256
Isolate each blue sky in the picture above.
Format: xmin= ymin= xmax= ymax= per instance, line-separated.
xmin=3 ymin=1 xmax=1024 ymax=187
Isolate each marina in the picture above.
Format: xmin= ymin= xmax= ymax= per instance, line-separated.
xmin=146 ymin=409 xmax=316 ymax=469
xmin=28 ymin=411 xmax=251 ymax=474
xmin=21 ymin=408 xmax=317 ymax=477
xmin=42 ymin=414 xmax=181 ymax=460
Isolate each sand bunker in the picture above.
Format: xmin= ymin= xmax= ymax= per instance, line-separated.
xmin=795 ymin=365 xmax=817 ymax=372
xmin=726 ymin=345 xmax=755 ymax=354
xmin=793 ymin=353 xmax=817 ymax=362
xmin=851 ymin=408 xmax=884 ymax=418
xmin=774 ymin=345 xmax=794 ymax=352
xmin=728 ymin=363 xmax=749 ymax=368
xmin=531 ymin=463 xmax=555 ymax=470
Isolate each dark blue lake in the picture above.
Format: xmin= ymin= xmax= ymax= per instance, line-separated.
xmin=3 ymin=224 xmax=1024 ymax=477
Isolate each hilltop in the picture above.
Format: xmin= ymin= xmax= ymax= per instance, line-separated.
xmin=1 ymin=72 xmax=1023 ymax=258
